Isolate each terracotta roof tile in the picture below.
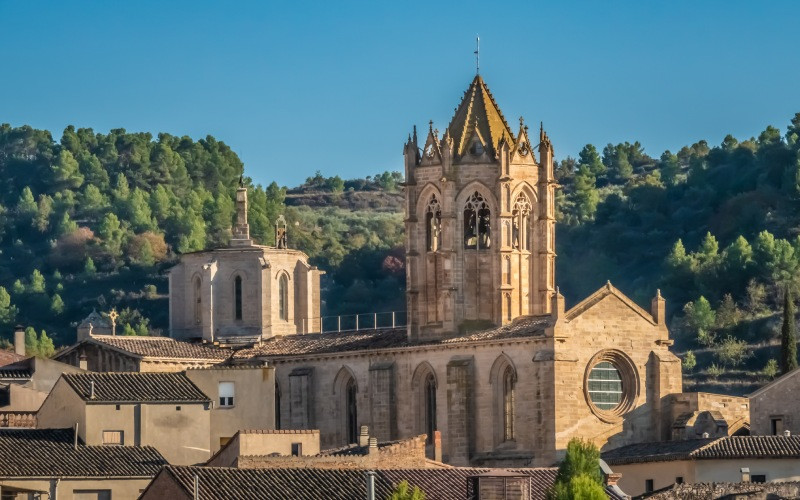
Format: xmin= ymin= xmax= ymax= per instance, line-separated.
xmin=90 ymin=336 xmax=231 ymax=361
xmin=603 ymin=436 xmax=800 ymax=465
xmin=233 ymin=315 xmax=550 ymax=360
xmin=159 ymin=466 xmax=558 ymax=500
xmin=0 ymin=350 xmax=24 ymax=367
xmin=0 ymin=428 xmax=166 ymax=478
xmin=62 ymin=372 xmax=211 ymax=403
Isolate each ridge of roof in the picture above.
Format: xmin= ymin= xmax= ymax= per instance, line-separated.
xmin=564 ymin=281 xmax=656 ymax=325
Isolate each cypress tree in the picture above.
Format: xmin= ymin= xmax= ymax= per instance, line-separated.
xmin=781 ymin=287 xmax=798 ymax=374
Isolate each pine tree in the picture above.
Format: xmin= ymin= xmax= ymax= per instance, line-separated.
xmin=572 ymin=165 xmax=599 ymax=222
xmin=84 ymin=256 xmax=97 ymax=275
xmin=548 ymin=438 xmax=605 ymax=500
xmin=51 ymin=293 xmax=65 ymax=315
xmin=781 ymin=287 xmax=798 ymax=374
xmin=29 ymin=269 xmax=46 ymax=294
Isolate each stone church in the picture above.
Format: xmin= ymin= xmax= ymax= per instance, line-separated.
xmin=60 ymin=74 xmax=749 ymax=467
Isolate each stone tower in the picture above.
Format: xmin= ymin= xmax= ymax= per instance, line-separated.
xmin=404 ymin=75 xmax=557 ymax=341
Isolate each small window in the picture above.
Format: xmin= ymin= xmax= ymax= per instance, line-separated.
xmin=234 ymin=276 xmax=243 ymax=321
xmin=102 ymin=430 xmax=123 ymax=446
xmin=219 ymin=382 xmax=235 ymax=407
xmin=176 ymin=406 xmax=181 ymax=411
xmin=752 ymin=475 xmax=766 ymax=483
xmin=291 ymin=443 xmax=302 ymax=456
xmin=771 ymin=417 xmax=784 ymax=435
xmin=675 ymin=477 xmax=684 ymax=484
xmin=645 ymin=479 xmax=654 ymax=493
xmin=115 ymin=404 xmax=120 ymax=411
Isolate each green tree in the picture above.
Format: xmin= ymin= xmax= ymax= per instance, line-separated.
xmin=24 ymin=326 xmax=38 ymax=356
xmin=0 ymin=287 xmax=17 ymax=324
xmin=81 ymin=184 xmax=109 ymax=215
xmin=12 ymin=280 xmax=25 ymax=295
xmin=98 ymin=212 xmax=125 ymax=258
xmin=128 ymin=188 xmax=155 ymax=232
xmin=16 ymin=186 xmax=37 ymax=221
xmin=29 ymin=269 xmax=46 ymax=294
xmin=84 ymin=256 xmax=97 ymax=275
xmin=660 ymin=150 xmax=681 ymax=186
xmin=33 ymin=194 xmax=53 ymax=232
xmin=548 ymin=438 xmax=604 ymax=500
xmin=572 ymin=165 xmax=599 ymax=222
xmin=51 ymin=149 xmax=84 ymax=189
xmin=745 ymin=279 xmax=768 ymax=316
xmin=683 ymin=351 xmax=696 ymax=372
xmin=37 ymin=330 xmax=55 ymax=358
xmin=55 ymin=211 xmax=78 ymax=236
xmin=684 ymin=296 xmax=716 ymax=346
xmin=763 ymin=359 xmax=780 ymax=380
xmin=578 ymin=144 xmax=605 ymax=177
xmin=715 ymin=294 xmax=742 ymax=329
xmin=716 ymin=335 xmax=750 ymax=368
xmin=50 ymin=293 xmax=65 ymax=315
xmin=387 ymin=480 xmax=426 ymax=500
xmin=780 ymin=287 xmax=798 ymax=374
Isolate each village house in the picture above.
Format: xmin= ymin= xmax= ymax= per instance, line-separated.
xmin=36 ymin=372 xmax=212 ymax=465
xmin=602 ymin=435 xmax=800 ymax=496
xmin=0 ymin=427 xmax=166 ymax=499
xmin=749 ymin=366 xmax=800 ymax=437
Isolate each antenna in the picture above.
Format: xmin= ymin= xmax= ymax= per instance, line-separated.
xmin=474 ymin=35 xmax=480 ymax=75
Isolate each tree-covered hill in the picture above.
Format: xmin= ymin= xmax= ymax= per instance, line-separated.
xmin=2 ymin=112 xmax=800 ymax=396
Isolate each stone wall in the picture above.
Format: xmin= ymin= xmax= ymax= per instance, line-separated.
xmin=648 ymin=481 xmax=800 ymax=500
xmin=749 ymin=370 xmax=800 ymax=437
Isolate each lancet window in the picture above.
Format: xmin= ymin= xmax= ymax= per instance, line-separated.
xmin=502 ymin=365 xmax=516 ymax=441
xmin=424 ymin=373 xmax=437 ymax=444
xmin=234 ymin=275 xmax=243 ymax=321
xmin=512 ymin=194 xmax=531 ymax=251
xmin=346 ymin=378 xmax=358 ymax=444
xmin=279 ymin=274 xmax=289 ymax=321
xmin=426 ymin=195 xmax=442 ymax=252
xmin=464 ymin=191 xmax=491 ymax=250
xmin=193 ymin=277 xmax=201 ymax=325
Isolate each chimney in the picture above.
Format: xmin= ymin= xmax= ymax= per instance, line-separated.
xmin=741 ymin=467 xmax=750 ymax=483
xmin=79 ymin=353 xmax=88 ymax=371
xmin=73 ymin=423 xmax=79 ymax=450
xmin=90 ymin=381 xmax=95 ymax=400
xmin=651 ymin=289 xmax=666 ymax=324
xmin=14 ymin=325 xmax=25 ymax=356
xmin=434 ymin=430 xmax=442 ymax=462
xmin=702 ymin=432 xmax=710 ymax=438
xmin=359 ymin=425 xmax=369 ymax=447
xmin=368 ymin=437 xmax=378 ymax=455
xmin=785 ymin=430 xmax=791 ymax=437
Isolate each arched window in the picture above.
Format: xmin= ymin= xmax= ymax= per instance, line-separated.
xmin=279 ymin=274 xmax=289 ymax=321
xmin=464 ymin=191 xmax=491 ymax=250
xmin=425 ymin=195 xmax=442 ymax=252
xmin=346 ymin=378 xmax=358 ymax=444
xmin=193 ymin=277 xmax=202 ymax=325
xmin=512 ymin=194 xmax=531 ymax=251
xmin=234 ymin=276 xmax=243 ymax=321
xmin=502 ymin=365 xmax=516 ymax=441
xmin=424 ymin=373 xmax=437 ymax=444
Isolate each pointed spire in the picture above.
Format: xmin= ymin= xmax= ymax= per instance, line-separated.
xmin=447 ymin=75 xmax=515 ymax=157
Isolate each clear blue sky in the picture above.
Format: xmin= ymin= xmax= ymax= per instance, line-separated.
xmin=2 ymin=1 xmax=799 ymax=187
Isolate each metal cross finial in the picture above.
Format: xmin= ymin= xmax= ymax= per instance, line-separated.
xmin=474 ymin=36 xmax=480 ymax=75
xmin=108 ymin=308 xmax=118 ymax=336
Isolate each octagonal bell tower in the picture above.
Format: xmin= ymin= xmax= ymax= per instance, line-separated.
xmin=403 ymin=75 xmax=557 ymax=341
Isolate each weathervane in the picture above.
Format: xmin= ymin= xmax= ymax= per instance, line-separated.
xmin=474 ymin=35 xmax=480 ymax=75
xmin=108 ymin=308 xmax=118 ymax=336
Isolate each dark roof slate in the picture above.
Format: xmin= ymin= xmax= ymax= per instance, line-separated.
xmin=160 ymin=465 xmax=558 ymax=500
xmin=62 ymin=372 xmax=210 ymax=403
xmin=90 ymin=336 xmax=231 ymax=361
xmin=603 ymin=436 xmax=800 ymax=465
xmin=233 ymin=315 xmax=551 ymax=359
xmin=0 ymin=428 xmax=166 ymax=478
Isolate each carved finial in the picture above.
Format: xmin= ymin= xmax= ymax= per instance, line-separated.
xmin=238 ymin=174 xmax=244 ymax=188
xmin=429 ymin=120 xmax=433 ymax=133
xmin=519 ymin=116 xmax=525 ymax=127
xmin=657 ymin=289 xmax=663 ymax=299
xmin=474 ymin=35 xmax=480 ymax=75
xmin=413 ymin=125 xmax=417 ymax=144
xmin=108 ymin=308 xmax=118 ymax=336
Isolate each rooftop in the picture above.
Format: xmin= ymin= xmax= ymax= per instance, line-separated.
xmin=0 ymin=350 xmax=24 ymax=367
xmin=602 ymin=436 xmax=800 ymax=465
xmin=232 ymin=315 xmax=551 ymax=360
xmin=71 ymin=335 xmax=231 ymax=361
xmin=62 ymin=372 xmax=211 ymax=403
xmin=154 ymin=465 xmax=558 ymax=500
xmin=448 ymin=75 xmax=516 ymax=157
xmin=0 ymin=428 xmax=166 ymax=478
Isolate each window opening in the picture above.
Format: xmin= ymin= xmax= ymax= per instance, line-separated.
xmin=234 ymin=276 xmax=243 ymax=321
xmin=512 ymin=194 xmax=531 ymax=250
xmin=426 ymin=195 xmax=442 ymax=252
xmin=346 ymin=378 xmax=358 ymax=444
xmin=194 ymin=277 xmax=202 ymax=325
xmin=424 ymin=373 xmax=437 ymax=444
xmin=279 ymin=274 xmax=289 ymax=321
xmin=464 ymin=191 xmax=491 ymax=249
xmin=219 ymin=382 xmax=235 ymax=408
xmin=588 ymin=361 xmax=623 ymax=410
xmin=503 ymin=366 xmax=516 ymax=441
xmin=102 ymin=430 xmax=123 ymax=446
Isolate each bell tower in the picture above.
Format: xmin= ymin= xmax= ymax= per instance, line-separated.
xmin=404 ymin=75 xmax=557 ymax=341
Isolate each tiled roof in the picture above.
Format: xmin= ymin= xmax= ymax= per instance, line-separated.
xmin=62 ymin=372 xmax=211 ymax=403
xmin=693 ymin=435 xmax=800 ymax=459
xmin=0 ymin=350 xmax=24 ymax=367
xmin=90 ymin=335 xmax=231 ymax=361
xmin=447 ymin=75 xmax=516 ymax=156
xmin=601 ymin=439 xmax=715 ymax=465
xmin=232 ymin=315 xmax=551 ymax=359
xmin=603 ymin=436 xmax=800 ymax=465
xmin=0 ymin=428 xmax=166 ymax=478
xmin=157 ymin=466 xmax=558 ymax=500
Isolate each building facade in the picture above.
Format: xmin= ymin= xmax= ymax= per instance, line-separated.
xmin=168 ymin=183 xmax=323 ymax=342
